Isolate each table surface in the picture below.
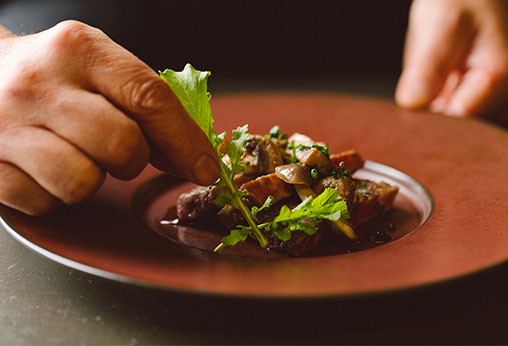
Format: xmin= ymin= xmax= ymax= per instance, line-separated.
xmin=2 ymin=79 xmax=508 ymax=345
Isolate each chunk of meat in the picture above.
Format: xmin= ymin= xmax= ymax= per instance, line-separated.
xmin=176 ymin=186 xmax=220 ymax=221
xmin=217 ymin=204 xmax=243 ymax=230
xmin=350 ymin=180 xmax=399 ymax=226
xmin=243 ymin=135 xmax=285 ymax=175
xmin=330 ymin=150 xmax=365 ymax=174
xmin=240 ymin=173 xmax=295 ymax=206
xmin=313 ymin=175 xmax=356 ymax=208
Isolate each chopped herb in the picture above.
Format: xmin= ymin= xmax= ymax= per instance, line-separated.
xmin=295 ymin=143 xmax=330 ymax=158
xmin=268 ymin=125 xmax=280 ymax=139
xmin=388 ymin=223 xmax=396 ymax=231
xmin=357 ymin=187 xmax=369 ymax=194
xmin=267 ymin=125 xmax=288 ymax=140
xmin=332 ymin=161 xmax=351 ymax=179
xmin=287 ymin=141 xmax=295 ymax=150
xmin=311 ymin=168 xmax=318 ymax=179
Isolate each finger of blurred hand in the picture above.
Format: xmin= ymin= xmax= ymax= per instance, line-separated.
xmin=0 ymin=162 xmax=61 ymax=215
xmin=0 ymin=126 xmax=105 ymax=204
xmin=429 ymin=70 xmax=462 ymax=114
xmin=42 ymin=88 xmax=150 ymax=180
xmin=443 ymin=67 xmax=508 ymax=116
xmin=395 ymin=0 xmax=474 ymax=110
xmin=43 ymin=21 xmax=219 ymax=185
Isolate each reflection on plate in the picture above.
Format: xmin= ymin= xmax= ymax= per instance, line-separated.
xmin=0 ymin=94 xmax=507 ymax=299
xmin=137 ymin=161 xmax=433 ymax=258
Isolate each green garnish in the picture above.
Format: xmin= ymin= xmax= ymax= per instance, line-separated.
xmin=267 ymin=125 xmax=288 ymax=140
xmin=357 ymin=187 xmax=369 ymax=195
xmin=160 ymin=64 xmax=267 ymax=249
xmin=311 ymin=168 xmax=318 ymax=179
xmin=268 ymin=125 xmax=280 ymax=139
xmin=295 ymin=144 xmax=330 ymax=158
xmin=160 ymin=64 xmax=350 ymax=252
xmin=287 ymin=141 xmax=295 ymax=150
xmin=251 ymin=196 xmax=274 ymax=221
xmin=332 ymin=161 xmax=351 ymax=179
xmin=219 ymin=188 xmax=349 ymax=246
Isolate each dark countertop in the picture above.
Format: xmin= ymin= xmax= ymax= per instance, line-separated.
xmin=2 ymin=224 xmax=508 ymax=345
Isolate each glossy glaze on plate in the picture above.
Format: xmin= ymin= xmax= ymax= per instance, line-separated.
xmin=1 ymin=93 xmax=507 ymax=298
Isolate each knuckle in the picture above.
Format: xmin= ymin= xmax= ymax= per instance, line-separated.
xmin=0 ymin=64 xmax=46 ymax=103
xmin=122 ymin=76 xmax=176 ymax=115
xmin=106 ymin=119 xmax=148 ymax=169
xmin=47 ymin=20 xmax=101 ymax=55
xmin=60 ymin=162 xmax=105 ymax=204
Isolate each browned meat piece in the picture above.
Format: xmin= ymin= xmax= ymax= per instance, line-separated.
xmin=330 ymin=150 xmax=365 ymax=174
xmin=243 ymin=135 xmax=285 ymax=175
xmin=265 ymin=226 xmax=330 ymax=257
xmin=350 ymin=180 xmax=399 ymax=226
xmin=295 ymin=147 xmax=334 ymax=175
xmin=217 ymin=204 xmax=243 ymax=230
xmin=176 ymin=186 xmax=220 ymax=221
xmin=240 ymin=173 xmax=295 ymax=206
xmin=233 ymin=173 xmax=257 ymax=188
xmin=313 ymin=175 xmax=356 ymax=208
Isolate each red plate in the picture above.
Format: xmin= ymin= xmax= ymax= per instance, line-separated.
xmin=1 ymin=93 xmax=507 ymax=298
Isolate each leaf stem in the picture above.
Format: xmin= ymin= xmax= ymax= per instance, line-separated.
xmin=218 ymin=160 xmax=268 ymax=248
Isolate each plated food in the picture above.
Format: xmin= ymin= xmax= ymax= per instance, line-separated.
xmin=160 ymin=64 xmax=399 ymax=256
xmin=175 ymin=129 xmax=399 ymax=256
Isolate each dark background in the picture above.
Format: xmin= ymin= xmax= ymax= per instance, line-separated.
xmin=0 ymin=0 xmax=411 ymax=95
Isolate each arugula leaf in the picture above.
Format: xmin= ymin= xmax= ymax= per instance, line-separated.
xmin=228 ymin=125 xmax=250 ymax=176
xmin=218 ymin=188 xmax=349 ymax=246
xmin=251 ymin=195 xmax=274 ymax=220
xmin=160 ymin=65 xmax=350 ymax=252
xmin=160 ymin=64 xmax=216 ymax=142
xmin=160 ymin=64 xmax=268 ymax=250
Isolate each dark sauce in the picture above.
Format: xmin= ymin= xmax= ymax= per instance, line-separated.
xmin=155 ymin=201 xmax=419 ymax=258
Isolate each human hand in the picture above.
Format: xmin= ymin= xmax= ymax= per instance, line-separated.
xmin=0 ymin=21 xmax=219 ymax=215
xmin=395 ymin=0 xmax=508 ymax=117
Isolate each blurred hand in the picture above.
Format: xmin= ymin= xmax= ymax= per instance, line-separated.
xmin=396 ymin=0 xmax=508 ymax=117
xmin=0 ymin=21 xmax=219 ymax=215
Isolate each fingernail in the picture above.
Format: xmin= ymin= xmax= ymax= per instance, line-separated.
xmin=192 ymin=154 xmax=220 ymax=185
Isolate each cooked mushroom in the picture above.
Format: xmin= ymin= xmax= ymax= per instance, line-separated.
xmin=275 ymin=164 xmax=313 ymax=186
